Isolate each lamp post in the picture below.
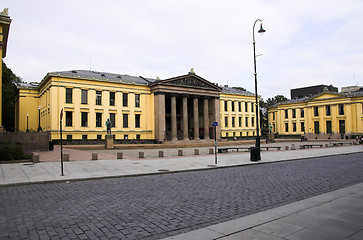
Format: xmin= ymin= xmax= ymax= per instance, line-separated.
xmin=251 ymin=19 xmax=265 ymax=161
xmin=37 ymin=106 xmax=43 ymax=132
xmin=26 ymin=113 xmax=29 ymax=132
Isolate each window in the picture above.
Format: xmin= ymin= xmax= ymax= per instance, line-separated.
xmin=225 ymin=117 xmax=228 ymax=127
xmin=66 ymin=111 xmax=72 ymax=126
xmin=226 ymin=133 xmax=229 ymax=138
xmin=245 ymin=102 xmax=248 ymax=112
xmin=231 ymin=102 xmax=235 ymax=112
xmin=326 ymin=121 xmax=332 ymax=134
xmin=135 ymin=94 xmax=140 ymax=107
xmin=110 ymin=113 xmax=116 ymax=128
xmin=252 ymin=117 xmax=255 ymax=127
xmin=301 ymin=122 xmax=305 ymax=132
xmin=81 ymin=89 xmax=88 ymax=104
xmin=293 ymin=123 xmax=296 ymax=132
xmin=300 ymin=109 xmax=304 ymax=118
xmin=232 ymin=117 xmax=235 ymax=127
xmin=314 ymin=107 xmax=319 ymax=117
xmin=135 ymin=114 xmax=141 ymax=128
xmin=251 ymin=102 xmax=254 ymax=112
xmin=82 ymin=135 xmax=87 ymax=140
xmin=123 ymin=93 xmax=128 ymax=107
xmin=96 ymin=113 xmax=102 ymax=127
xmin=123 ymin=114 xmax=128 ymax=128
xmin=233 ymin=132 xmax=236 ymax=137
xmin=110 ymin=92 xmax=115 ymax=106
xmin=66 ymin=88 xmax=72 ymax=103
xmin=292 ymin=109 xmax=296 ymax=118
xmin=81 ymin=112 xmax=88 ymax=127
xmin=67 ymin=135 xmax=72 ymax=140
xmin=238 ymin=102 xmax=241 ymax=112
xmin=239 ymin=117 xmax=242 ymax=127
xmin=339 ymin=104 xmax=344 ymax=115
xmin=273 ymin=112 xmax=275 ymax=120
xmin=97 ymin=134 xmax=102 ymax=140
xmin=285 ymin=109 xmax=289 ymax=118
xmin=326 ymin=105 xmax=331 ymax=116
xmin=245 ymin=117 xmax=248 ymax=127
xmin=285 ymin=123 xmax=289 ymax=132
xmin=224 ymin=101 xmax=228 ymax=111
xmin=124 ymin=134 xmax=128 ymax=140
xmin=96 ymin=91 xmax=102 ymax=105
xmin=136 ymin=134 xmax=141 ymax=140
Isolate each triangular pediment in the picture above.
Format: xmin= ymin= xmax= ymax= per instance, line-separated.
xmin=310 ymin=92 xmax=341 ymax=100
xmin=151 ymin=73 xmax=222 ymax=92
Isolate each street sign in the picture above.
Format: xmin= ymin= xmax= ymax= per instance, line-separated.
xmin=213 ymin=122 xmax=218 ymax=127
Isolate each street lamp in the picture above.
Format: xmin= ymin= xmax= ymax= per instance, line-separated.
xmin=26 ymin=113 xmax=29 ymax=132
xmin=38 ymin=106 xmax=43 ymax=132
xmin=251 ymin=19 xmax=265 ymax=161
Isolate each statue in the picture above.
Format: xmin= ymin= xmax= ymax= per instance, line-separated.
xmin=1 ymin=8 xmax=8 ymax=16
xmin=106 ymin=118 xmax=112 ymax=135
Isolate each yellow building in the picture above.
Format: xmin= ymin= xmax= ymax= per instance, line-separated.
xmin=268 ymin=91 xmax=363 ymax=138
xmin=15 ymin=69 xmax=259 ymax=141
xmin=0 ymin=8 xmax=11 ymax=130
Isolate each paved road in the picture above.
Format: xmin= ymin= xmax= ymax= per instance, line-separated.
xmin=1 ymin=152 xmax=363 ymax=240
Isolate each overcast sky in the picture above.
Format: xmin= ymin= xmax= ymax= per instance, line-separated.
xmin=2 ymin=0 xmax=362 ymax=99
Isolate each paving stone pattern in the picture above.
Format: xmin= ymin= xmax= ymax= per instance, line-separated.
xmin=1 ymin=153 xmax=363 ymax=240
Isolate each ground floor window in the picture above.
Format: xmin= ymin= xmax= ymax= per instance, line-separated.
xmin=66 ymin=111 xmax=73 ymax=127
xmin=285 ymin=123 xmax=289 ymax=132
xmin=81 ymin=112 xmax=88 ymax=127
xmin=96 ymin=113 xmax=102 ymax=127
xmin=124 ymin=134 xmax=128 ymax=140
xmin=293 ymin=122 xmax=296 ymax=132
xmin=97 ymin=134 xmax=102 ymax=140
xmin=135 ymin=114 xmax=141 ymax=128
xmin=326 ymin=121 xmax=332 ymax=134
xmin=82 ymin=135 xmax=87 ymax=140
xmin=123 ymin=114 xmax=129 ymax=128
xmin=136 ymin=134 xmax=141 ymax=140
xmin=301 ymin=122 xmax=305 ymax=132
xmin=66 ymin=135 xmax=72 ymax=140
xmin=110 ymin=113 xmax=116 ymax=127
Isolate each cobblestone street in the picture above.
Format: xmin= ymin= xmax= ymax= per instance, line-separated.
xmin=1 ymin=153 xmax=363 ymax=240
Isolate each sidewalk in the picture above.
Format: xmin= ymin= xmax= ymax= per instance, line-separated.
xmin=1 ymin=144 xmax=362 ymax=240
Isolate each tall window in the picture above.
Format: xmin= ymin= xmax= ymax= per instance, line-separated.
xmin=65 ymin=111 xmax=72 ymax=126
xmin=251 ymin=102 xmax=254 ymax=112
xmin=326 ymin=121 xmax=332 ymax=134
xmin=135 ymin=114 xmax=141 ymax=128
xmin=273 ymin=112 xmax=275 ymax=120
xmin=110 ymin=92 xmax=115 ymax=106
xmin=96 ymin=113 xmax=102 ymax=127
xmin=326 ymin=105 xmax=331 ymax=116
xmin=135 ymin=94 xmax=140 ymax=107
xmin=96 ymin=91 xmax=102 ymax=105
xmin=231 ymin=102 xmax=235 ymax=112
xmin=314 ymin=107 xmax=319 ymax=117
xmin=232 ymin=117 xmax=235 ymax=127
xmin=245 ymin=102 xmax=248 ymax=112
xmin=123 ymin=114 xmax=128 ymax=128
xmin=292 ymin=109 xmax=296 ymax=118
xmin=238 ymin=102 xmax=241 ymax=112
xmin=251 ymin=117 xmax=255 ymax=127
xmin=225 ymin=117 xmax=228 ymax=127
xmin=293 ymin=122 xmax=296 ymax=132
xmin=81 ymin=89 xmax=88 ymax=104
xmin=123 ymin=93 xmax=128 ymax=107
xmin=339 ymin=104 xmax=344 ymax=115
xmin=239 ymin=117 xmax=242 ymax=127
xmin=300 ymin=109 xmax=304 ymax=118
xmin=285 ymin=109 xmax=289 ymax=118
xmin=301 ymin=122 xmax=305 ymax=132
xmin=66 ymin=88 xmax=72 ymax=103
xmin=110 ymin=113 xmax=116 ymax=127
xmin=224 ymin=101 xmax=228 ymax=111
xmin=81 ymin=112 xmax=88 ymax=127
xmin=285 ymin=123 xmax=289 ymax=132
xmin=245 ymin=117 xmax=248 ymax=127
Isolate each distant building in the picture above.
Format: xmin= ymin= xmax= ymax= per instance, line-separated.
xmin=341 ymin=86 xmax=363 ymax=93
xmin=290 ymin=84 xmax=338 ymax=99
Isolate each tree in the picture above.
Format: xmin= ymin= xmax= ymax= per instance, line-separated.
xmin=2 ymin=61 xmax=22 ymax=131
xmin=265 ymin=95 xmax=289 ymax=108
xmin=259 ymin=95 xmax=289 ymax=135
xmin=232 ymin=87 xmax=247 ymax=92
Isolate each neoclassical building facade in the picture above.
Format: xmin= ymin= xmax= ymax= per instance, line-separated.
xmin=15 ymin=69 xmax=259 ymax=141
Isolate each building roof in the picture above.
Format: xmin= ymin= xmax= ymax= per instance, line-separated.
xmin=15 ymin=82 xmax=38 ymax=90
xmin=221 ymin=86 xmax=255 ymax=97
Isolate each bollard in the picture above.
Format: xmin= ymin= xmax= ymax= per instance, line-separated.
xmin=63 ymin=154 xmax=70 ymax=161
xmin=92 ymin=153 xmax=98 ymax=160
xmin=209 ymin=148 xmax=214 ymax=154
xmin=291 ymin=144 xmax=296 ymax=150
xmin=117 ymin=152 xmax=123 ymax=159
xmin=194 ymin=149 xmax=199 ymax=155
xmin=159 ymin=151 xmax=164 ymax=157
xmin=285 ymin=146 xmax=289 ymax=150
xmin=139 ymin=152 xmax=144 ymax=158
xmin=32 ymin=153 xmax=40 ymax=163
xmin=178 ymin=150 xmax=183 ymax=156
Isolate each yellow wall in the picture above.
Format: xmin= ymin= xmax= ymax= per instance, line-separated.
xmin=268 ymin=93 xmax=363 ymax=136
xmin=219 ymin=93 xmax=258 ymax=137
xmin=15 ymin=88 xmax=39 ymax=131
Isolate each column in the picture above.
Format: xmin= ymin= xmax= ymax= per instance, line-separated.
xmin=212 ymin=97 xmax=221 ymax=140
xmin=203 ymin=98 xmax=209 ymax=140
xmin=154 ymin=93 xmax=165 ymax=142
xmin=182 ymin=96 xmax=188 ymax=140
xmin=193 ymin=97 xmax=199 ymax=140
xmin=171 ymin=95 xmax=177 ymax=141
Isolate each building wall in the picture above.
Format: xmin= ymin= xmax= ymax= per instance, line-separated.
xmin=15 ymin=88 xmax=39 ymax=131
xmin=268 ymin=93 xmax=363 ymax=136
xmin=219 ymin=93 xmax=258 ymax=138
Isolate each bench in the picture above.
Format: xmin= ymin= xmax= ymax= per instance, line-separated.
xmin=260 ymin=146 xmax=281 ymax=151
xmin=218 ymin=147 xmax=250 ymax=153
xmin=332 ymin=142 xmax=353 ymax=147
xmin=300 ymin=144 xmax=323 ymax=149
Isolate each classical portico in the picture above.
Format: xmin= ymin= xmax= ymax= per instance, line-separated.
xmin=151 ymin=70 xmax=222 ymax=142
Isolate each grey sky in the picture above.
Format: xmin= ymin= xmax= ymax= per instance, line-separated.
xmin=2 ymin=0 xmax=362 ymax=99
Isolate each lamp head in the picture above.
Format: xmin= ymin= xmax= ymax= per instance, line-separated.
xmin=258 ymin=22 xmax=266 ymax=34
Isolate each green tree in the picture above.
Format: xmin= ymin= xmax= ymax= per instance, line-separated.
xmin=265 ymin=95 xmax=289 ymax=108
xmin=2 ymin=61 xmax=22 ymax=131
xmin=259 ymin=95 xmax=289 ymax=135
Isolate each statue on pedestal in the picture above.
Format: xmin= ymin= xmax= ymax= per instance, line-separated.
xmin=106 ymin=118 xmax=112 ymax=135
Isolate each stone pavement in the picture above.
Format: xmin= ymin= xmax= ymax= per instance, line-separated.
xmin=0 ymin=143 xmax=362 ymax=240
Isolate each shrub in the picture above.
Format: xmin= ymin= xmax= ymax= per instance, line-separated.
xmin=0 ymin=142 xmax=28 ymax=161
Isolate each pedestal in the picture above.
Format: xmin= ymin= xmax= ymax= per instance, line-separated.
xmin=268 ymin=133 xmax=275 ymax=143
xmin=105 ymin=135 xmax=114 ymax=149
